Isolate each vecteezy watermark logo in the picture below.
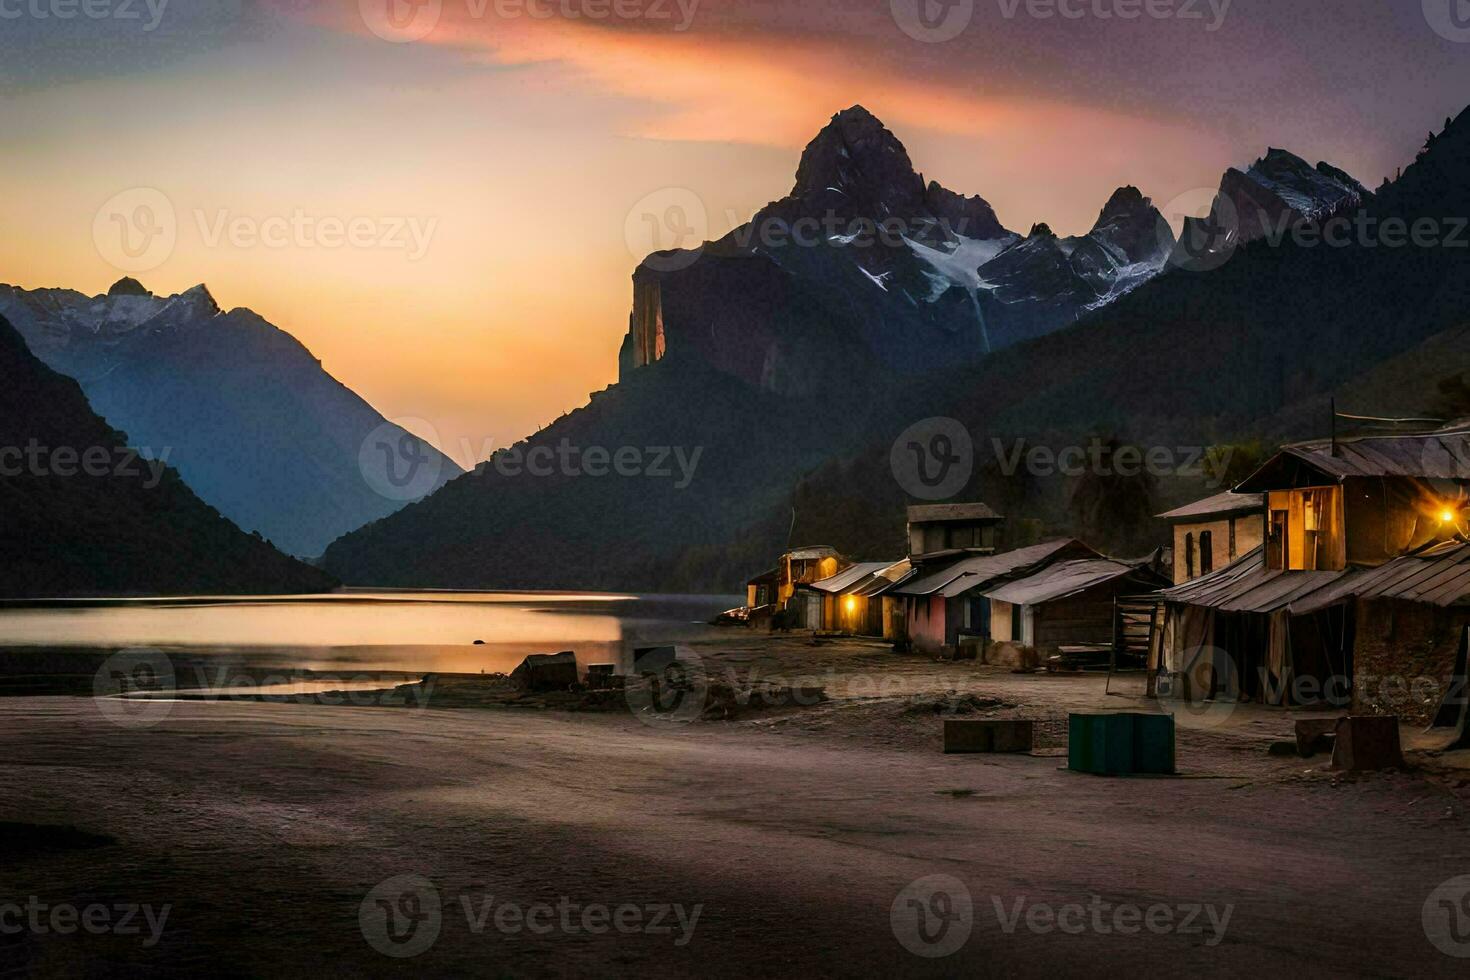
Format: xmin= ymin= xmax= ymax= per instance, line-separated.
xmin=93 ymin=188 xmax=177 ymax=274
xmin=0 ymin=898 xmax=171 ymax=948
xmin=624 ymin=647 xmax=709 ymax=725
xmin=93 ymin=648 xmax=175 ymax=729
xmin=0 ymin=0 xmax=170 ymax=31
xmin=1161 ymin=187 xmax=1237 ymax=272
xmin=891 ymin=875 xmax=973 ymax=958
xmin=0 ymin=441 xmax=172 ymax=488
xmin=359 ymin=876 xmax=703 ymax=956
xmin=995 ymin=0 xmax=1231 ymax=30
xmin=360 ymin=874 xmax=443 ymax=958
xmin=890 ymin=418 xmax=974 ymax=501
xmin=890 ymin=0 xmax=973 ymax=42
xmin=1424 ymin=0 xmax=1470 ymax=42
xmin=625 ymin=188 xmax=708 ymax=272
xmin=992 ymin=895 xmax=1232 ymax=944
xmin=1424 ymin=875 xmax=1470 ymax=957
xmin=193 ymin=209 xmax=437 ymax=261
xmin=358 ymin=418 xmax=445 ymax=502
xmin=359 ymin=0 xmax=443 ymax=41
xmin=359 ymin=0 xmax=699 ymax=40
xmin=478 ymin=440 xmax=703 ymax=489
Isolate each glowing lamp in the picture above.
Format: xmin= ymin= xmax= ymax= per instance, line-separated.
xmin=844 ymin=597 xmax=858 ymax=613
xmin=1442 ymin=509 xmax=1458 ymax=524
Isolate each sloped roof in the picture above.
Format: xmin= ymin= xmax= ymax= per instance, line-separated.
xmin=1160 ymin=541 xmax=1470 ymax=614
xmin=983 ymin=559 xmax=1145 ymax=606
xmin=850 ymin=559 xmax=914 ymax=597
xmin=889 ymin=539 xmax=1097 ymax=598
xmin=1290 ymin=541 xmax=1470 ymax=613
xmin=1235 ymin=421 xmax=1470 ymax=491
xmin=807 ymin=561 xmax=898 ymax=594
xmin=907 ymin=502 xmax=1003 ymax=523
xmin=1157 ymin=491 xmax=1263 ymax=522
xmin=1159 ymin=547 xmax=1351 ymax=613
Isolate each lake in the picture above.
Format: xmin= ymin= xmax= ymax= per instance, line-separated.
xmin=0 ymin=590 xmax=740 ymax=695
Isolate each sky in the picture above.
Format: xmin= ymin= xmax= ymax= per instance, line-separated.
xmin=2 ymin=0 xmax=1468 ymax=460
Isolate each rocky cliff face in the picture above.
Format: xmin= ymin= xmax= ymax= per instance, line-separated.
xmin=621 ymin=107 xmax=1175 ymax=393
xmin=0 ymin=280 xmax=462 ymax=556
xmin=1172 ymin=148 xmax=1370 ymax=269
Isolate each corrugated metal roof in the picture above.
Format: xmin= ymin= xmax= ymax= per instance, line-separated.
xmin=983 ymin=559 xmax=1141 ymax=606
xmin=1156 ymin=491 xmax=1263 ymax=522
xmin=1236 ymin=421 xmax=1470 ymax=490
xmin=851 ymin=559 xmax=914 ymax=597
xmin=1291 ymin=542 xmax=1470 ymax=613
xmin=907 ymin=502 xmax=1003 ymax=523
xmin=1159 ymin=547 xmax=1351 ymax=613
xmin=889 ymin=539 xmax=1097 ymax=598
xmin=807 ymin=561 xmax=898 ymax=594
xmin=1160 ymin=542 xmax=1470 ymax=613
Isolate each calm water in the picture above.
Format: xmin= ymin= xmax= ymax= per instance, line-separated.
xmin=0 ymin=591 xmax=739 ymax=692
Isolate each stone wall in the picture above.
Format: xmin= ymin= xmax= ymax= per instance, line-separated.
xmin=1352 ymin=598 xmax=1468 ymax=725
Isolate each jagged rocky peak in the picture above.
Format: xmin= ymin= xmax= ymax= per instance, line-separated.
xmin=1170 ymin=147 xmax=1371 ymax=270
xmin=1239 ymin=147 xmax=1367 ymax=216
xmin=1094 ymin=185 xmax=1150 ymax=225
xmin=1028 ymin=222 xmax=1057 ymax=239
xmin=923 ymin=181 xmax=1009 ymax=241
xmin=1088 ymin=185 xmax=1174 ymax=265
xmin=107 ymin=277 xmax=151 ymax=298
xmin=169 ymin=283 xmax=221 ymax=316
xmin=791 ymin=105 xmax=924 ymax=208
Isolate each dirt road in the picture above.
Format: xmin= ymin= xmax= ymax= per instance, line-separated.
xmin=3 ymin=658 xmax=1469 ymax=977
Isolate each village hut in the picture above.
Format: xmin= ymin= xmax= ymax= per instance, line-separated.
xmin=795 ymin=559 xmax=911 ymax=635
xmin=1151 ymin=421 xmax=1470 ymax=722
xmin=1156 ymin=491 xmax=1264 ymax=583
xmin=980 ymin=558 xmax=1170 ymax=667
xmin=887 ymin=539 xmax=1099 ymax=656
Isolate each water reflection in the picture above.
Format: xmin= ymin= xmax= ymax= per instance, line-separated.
xmin=0 ymin=592 xmax=738 ymax=692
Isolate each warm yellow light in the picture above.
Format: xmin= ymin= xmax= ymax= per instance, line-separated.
xmin=1442 ymin=510 xmax=1458 ymax=524
xmin=844 ymin=597 xmax=858 ymax=613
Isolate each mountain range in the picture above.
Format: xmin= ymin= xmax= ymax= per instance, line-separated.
xmin=0 ymin=311 xmax=335 ymax=597
xmin=0 ymin=280 xmax=462 ymax=556
xmin=620 ymin=107 xmax=1184 ymax=394
xmin=8 ymin=103 xmax=1466 ymax=595
xmin=321 ymin=104 xmax=1470 ymax=590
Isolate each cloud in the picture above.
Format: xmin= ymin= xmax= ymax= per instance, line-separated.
xmin=284 ymin=0 xmax=1195 ymax=152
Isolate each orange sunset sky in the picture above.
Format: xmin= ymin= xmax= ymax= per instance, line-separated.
xmin=2 ymin=0 xmax=1466 ymax=460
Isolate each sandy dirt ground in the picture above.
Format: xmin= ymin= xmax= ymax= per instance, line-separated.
xmin=4 ymin=632 xmax=1470 ymax=977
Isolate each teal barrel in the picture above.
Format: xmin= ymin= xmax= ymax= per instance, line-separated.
xmin=1068 ymin=712 xmax=1175 ymax=775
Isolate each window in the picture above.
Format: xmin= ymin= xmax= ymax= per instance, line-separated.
xmin=1199 ymin=530 xmax=1214 ymax=575
xmin=1184 ymin=532 xmax=1196 ymax=579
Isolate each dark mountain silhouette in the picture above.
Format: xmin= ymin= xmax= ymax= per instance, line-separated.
xmin=0 ymin=282 xmax=462 ymax=556
xmin=0 ymin=313 xmax=336 ymax=597
xmin=324 ymin=104 xmax=1470 ymax=592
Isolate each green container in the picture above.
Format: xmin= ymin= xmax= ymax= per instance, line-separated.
xmin=1068 ymin=712 xmax=1175 ymax=775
